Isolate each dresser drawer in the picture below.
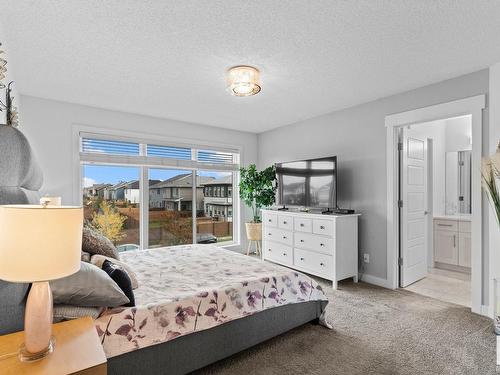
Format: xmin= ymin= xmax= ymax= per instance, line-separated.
xmin=294 ymin=248 xmax=333 ymax=278
xmin=278 ymin=215 xmax=293 ymax=231
xmin=264 ymin=227 xmax=293 ymax=246
xmin=312 ymin=219 xmax=335 ymax=236
xmin=263 ymin=213 xmax=278 ymax=227
xmin=294 ymin=217 xmax=312 ymax=232
xmin=264 ymin=241 xmax=293 ymax=266
xmin=458 ymin=220 xmax=471 ymax=233
xmin=294 ymin=232 xmax=334 ymax=255
xmin=434 ymin=219 xmax=458 ymax=232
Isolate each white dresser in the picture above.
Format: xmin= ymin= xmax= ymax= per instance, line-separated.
xmin=261 ymin=209 xmax=359 ymax=289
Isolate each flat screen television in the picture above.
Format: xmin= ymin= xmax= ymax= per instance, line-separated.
xmin=275 ymin=156 xmax=337 ymax=210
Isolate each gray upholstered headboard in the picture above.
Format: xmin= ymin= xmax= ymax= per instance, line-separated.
xmin=0 ymin=124 xmax=43 ymax=334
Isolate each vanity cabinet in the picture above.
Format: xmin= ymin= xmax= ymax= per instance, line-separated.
xmin=433 ymin=217 xmax=471 ymax=271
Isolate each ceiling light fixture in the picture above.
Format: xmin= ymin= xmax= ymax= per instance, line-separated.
xmin=226 ymin=65 xmax=261 ymax=97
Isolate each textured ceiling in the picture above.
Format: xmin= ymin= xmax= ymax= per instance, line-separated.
xmin=1 ymin=1 xmax=500 ymax=133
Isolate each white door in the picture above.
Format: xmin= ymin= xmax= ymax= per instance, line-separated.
xmin=400 ymin=131 xmax=428 ymax=287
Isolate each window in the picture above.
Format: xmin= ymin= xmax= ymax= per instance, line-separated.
xmin=82 ymin=165 xmax=140 ymax=252
xmin=79 ymin=133 xmax=239 ymax=250
xmin=198 ymin=171 xmax=233 ymax=242
xmin=149 ymin=169 xmax=193 ymax=248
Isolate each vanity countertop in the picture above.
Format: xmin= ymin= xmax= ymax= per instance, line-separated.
xmin=433 ymin=214 xmax=472 ymax=222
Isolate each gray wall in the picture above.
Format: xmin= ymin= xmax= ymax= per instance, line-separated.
xmin=258 ymin=69 xmax=489 ymax=283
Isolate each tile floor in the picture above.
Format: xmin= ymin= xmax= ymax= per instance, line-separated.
xmin=404 ymin=267 xmax=471 ymax=307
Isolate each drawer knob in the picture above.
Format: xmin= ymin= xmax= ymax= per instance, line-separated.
xmin=300 ymin=223 xmax=304 ymax=227
xmin=268 ymin=233 xmax=272 ymax=236
xmin=320 ymin=262 xmax=325 ymax=266
xmin=283 ymin=221 xmax=287 ymax=224
xmin=300 ymin=239 xmax=304 ymax=243
xmin=283 ymin=252 xmax=287 ymax=256
xmin=320 ymin=225 xmax=325 ymax=229
xmin=320 ymin=243 xmax=325 ymax=247
xmin=283 ymin=236 xmax=287 ymax=239
xmin=300 ymin=257 xmax=304 ymax=261
xmin=268 ymin=249 xmax=272 ymax=252
xmin=268 ymin=219 xmax=272 ymax=222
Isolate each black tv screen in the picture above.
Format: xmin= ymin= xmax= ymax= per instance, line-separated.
xmin=275 ymin=156 xmax=337 ymax=209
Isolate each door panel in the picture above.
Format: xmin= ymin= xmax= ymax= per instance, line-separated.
xmin=400 ymin=132 xmax=428 ymax=287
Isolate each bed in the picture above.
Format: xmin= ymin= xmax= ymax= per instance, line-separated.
xmin=0 ymin=124 xmax=330 ymax=375
xmin=98 ymin=244 xmax=329 ymax=374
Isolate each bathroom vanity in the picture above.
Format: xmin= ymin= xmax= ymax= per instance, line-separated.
xmin=433 ymin=215 xmax=471 ymax=272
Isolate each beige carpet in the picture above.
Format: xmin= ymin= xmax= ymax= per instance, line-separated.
xmin=194 ymin=280 xmax=495 ymax=375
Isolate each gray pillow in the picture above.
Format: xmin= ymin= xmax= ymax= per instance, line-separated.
xmin=50 ymin=262 xmax=129 ymax=307
xmin=82 ymin=227 xmax=120 ymax=260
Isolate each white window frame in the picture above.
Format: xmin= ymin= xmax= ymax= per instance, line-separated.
xmin=72 ymin=124 xmax=242 ymax=249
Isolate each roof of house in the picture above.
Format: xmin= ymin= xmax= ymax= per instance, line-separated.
xmin=126 ymin=180 xmax=161 ymax=190
xmin=150 ymin=174 xmax=214 ymax=188
xmin=202 ymin=175 xmax=232 ymax=186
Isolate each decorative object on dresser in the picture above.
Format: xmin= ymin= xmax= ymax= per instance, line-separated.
xmin=0 ymin=317 xmax=107 ymax=375
xmin=262 ymin=209 xmax=359 ymax=288
xmin=239 ymin=164 xmax=278 ymax=255
xmin=433 ymin=216 xmax=471 ymax=272
xmin=0 ymin=204 xmax=83 ymax=362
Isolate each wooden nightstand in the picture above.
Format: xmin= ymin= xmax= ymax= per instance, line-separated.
xmin=0 ymin=316 xmax=107 ymax=375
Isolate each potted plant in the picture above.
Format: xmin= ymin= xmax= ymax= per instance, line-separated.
xmin=239 ymin=164 xmax=277 ymax=243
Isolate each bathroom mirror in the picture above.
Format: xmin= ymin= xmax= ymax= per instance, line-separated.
xmin=445 ymin=150 xmax=471 ymax=215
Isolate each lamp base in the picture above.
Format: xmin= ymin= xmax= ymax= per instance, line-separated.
xmin=19 ymin=336 xmax=55 ymax=362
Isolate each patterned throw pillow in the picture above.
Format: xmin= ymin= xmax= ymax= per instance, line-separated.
xmin=82 ymin=227 xmax=120 ymax=260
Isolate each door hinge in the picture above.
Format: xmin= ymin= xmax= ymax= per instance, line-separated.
xmin=398 ymin=200 xmax=403 ymax=208
xmin=397 ymin=142 xmax=403 ymax=151
xmin=398 ymin=257 xmax=403 ymax=266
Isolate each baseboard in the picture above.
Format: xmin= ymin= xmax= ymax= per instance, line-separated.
xmin=359 ymin=273 xmax=392 ymax=289
xmin=481 ymin=304 xmax=493 ymax=318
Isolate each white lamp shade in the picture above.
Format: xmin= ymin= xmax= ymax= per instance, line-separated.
xmin=0 ymin=205 xmax=83 ymax=283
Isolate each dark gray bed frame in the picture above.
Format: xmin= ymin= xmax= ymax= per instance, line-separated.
xmin=108 ymin=300 xmax=327 ymax=375
xmin=0 ymin=124 xmax=328 ymax=374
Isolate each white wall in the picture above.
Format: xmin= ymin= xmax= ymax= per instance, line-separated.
xmin=445 ymin=116 xmax=472 ymax=152
xmin=19 ymin=95 xmax=258 ymax=251
xmin=258 ymin=69 xmax=489 ymax=285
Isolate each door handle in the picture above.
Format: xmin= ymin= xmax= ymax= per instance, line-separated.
xmin=453 ymin=234 xmax=456 ymax=248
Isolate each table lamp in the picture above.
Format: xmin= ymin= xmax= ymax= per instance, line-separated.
xmin=0 ymin=204 xmax=83 ymax=362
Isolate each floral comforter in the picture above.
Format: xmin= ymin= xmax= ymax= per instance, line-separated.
xmin=95 ymin=244 xmax=329 ymax=358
